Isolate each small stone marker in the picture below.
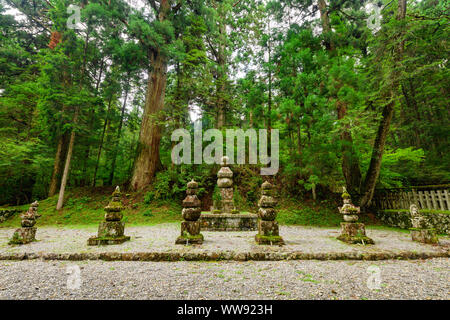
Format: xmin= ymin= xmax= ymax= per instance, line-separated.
xmin=175 ymin=180 xmax=204 ymax=244
xmin=337 ymin=188 xmax=374 ymax=245
xmin=9 ymin=201 xmax=40 ymax=245
xmin=409 ymin=204 xmax=438 ymax=244
xmin=87 ymin=186 xmax=130 ymax=245
xmin=217 ymin=156 xmax=237 ymax=214
xmin=255 ymin=181 xmax=284 ymax=245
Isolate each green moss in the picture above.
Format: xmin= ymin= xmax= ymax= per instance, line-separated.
xmin=8 ymin=232 xmax=23 ymax=245
xmin=255 ymin=234 xmax=284 ymax=245
xmin=87 ymin=235 xmax=130 ymax=245
xmin=181 ymin=231 xmax=204 ymax=240
xmin=336 ymin=234 xmax=374 ymax=245
xmin=342 ymin=192 xmax=351 ymax=199
xmin=176 ymin=232 xmax=204 ymax=244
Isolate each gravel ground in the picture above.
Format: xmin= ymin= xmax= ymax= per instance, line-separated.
xmin=0 ymin=259 xmax=448 ymax=300
xmin=0 ymin=225 xmax=449 ymax=257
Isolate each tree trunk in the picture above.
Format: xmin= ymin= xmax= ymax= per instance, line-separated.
xmin=80 ymin=59 xmax=104 ymax=186
xmin=130 ymin=51 xmax=167 ymax=190
xmin=338 ymin=102 xmax=362 ymax=199
xmin=296 ymin=122 xmax=302 ymax=167
xmin=56 ymin=25 xmax=89 ymax=208
xmin=108 ymin=80 xmax=129 ymax=185
xmin=92 ymin=93 xmax=113 ymax=187
xmin=216 ymin=15 xmax=227 ymax=129
xmin=56 ymin=110 xmax=78 ymax=210
xmin=359 ymin=100 xmax=395 ymax=208
xmin=359 ymin=0 xmax=407 ymax=209
xmin=48 ymin=132 xmax=68 ymax=197
xmin=318 ymin=0 xmax=334 ymax=52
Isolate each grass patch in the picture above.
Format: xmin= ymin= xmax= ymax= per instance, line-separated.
xmin=381 ymin=209 xmax=450 ymax=215
xmin=365 ymin=225 xmax=410 ymax=233
xmin=277 ymin=199 xmax=343 ymax=227
xmin=0 ymin=187 xmax=182 ymax=228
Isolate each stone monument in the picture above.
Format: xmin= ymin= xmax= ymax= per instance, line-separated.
xmin=409 ymin=204 xmax=438 ymax=244
xmin=87 ymin=186 xmax=130 ymax=245
xmin=9 ymin=201 xmax=40 ymax=245
xmin=336 ymin=187 xmax=374 ymax=244
xmin=216 ymin=156 xmax=236 ymax=214
xmin=255 ymin=181 xmax=284 ymax=245
xmin=199 ymin=157 xmax=258 ymax=231
xmin=175 ymin=180 xmax=204 ymax=244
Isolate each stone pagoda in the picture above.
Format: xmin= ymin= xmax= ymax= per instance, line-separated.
xmin=88 ymin=186 xmax=130 ymax=245
xmin=176 ymin=180 xmax=204 ymax=244
xmin=409 ymin=204 xmax=438 ymax=244
xmin=255 ymin=181 xmax=284 ymax=245
xmin=216 ymin=156 xmax=237 ymax=214
xmin=9 ymin=201 xmax=40 ymax=245
xmin=337 ymin=187 xmax=374 ymax=244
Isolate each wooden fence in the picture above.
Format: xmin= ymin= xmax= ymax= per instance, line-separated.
xmin=372 ymin=188 xmax=450 ymax=211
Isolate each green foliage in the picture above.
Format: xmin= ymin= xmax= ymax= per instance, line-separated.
xmin=212 ymin=185 xmax=222 ymax=209
xmin=0 ymin=0 xmax=448 ymax=209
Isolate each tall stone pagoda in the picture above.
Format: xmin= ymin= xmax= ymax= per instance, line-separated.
xmin=88 ymin=186 xmax=130 ymax=245
xmin=216 ymin=156 xmax=237 ymax=214
xmin=9 ymin=201 xmax=40 ymax=245
xmin=337 ymin=187 xmax=374 ymax=244
xmin=255 ymin=181 xmax=284 ymax=245
xmin=409 ymin=204 xmax=438 ymax=244
xmin=176 ymin=180 xmax=204 ymax=244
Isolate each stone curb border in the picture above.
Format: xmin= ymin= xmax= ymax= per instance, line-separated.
xmin=0 ymin=250 xmax=448 ymax=262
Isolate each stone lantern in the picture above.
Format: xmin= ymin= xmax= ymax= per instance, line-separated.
xmin=9 ymin=201 xmax=40 ymax=245
xmin=255 ymin=181 xmax=284 ymax=245
xmin=175 ymin=180 xmax=204 ymax=244
xmin=337 ymin=188 xmax=374 ymax=244
xmin=217 ymin=156 xmax=236 ymax=214
xmin=409 ymin=204 xmax=438 ymax=244
xmin=88 ymin=186 xmax=130 ymax=245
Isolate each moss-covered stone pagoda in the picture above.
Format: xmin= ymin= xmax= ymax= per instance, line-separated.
xmin=87 ymin=186 xmax=130 ymax=245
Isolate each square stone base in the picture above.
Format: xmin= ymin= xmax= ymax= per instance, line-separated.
xmin=175 ymin=234 xmax=204 ymax=245
xmin=258 ymin=220 xmax=279 ymax=235
xmin=255 ymin=220 xmax=284 ymax=245
xmin=176 ymin=221 xmax=204 ymax=244
xmin=9 ymin=227 xmax=36 ymax=245
xmin=180 ymin=221 xmax=201 ymax=235
xmin=87 ymin=235 xmax=130 ymax=246
xmin=199 ymin=213 xmax=258 ymax=231
xmin=98 ymin=221 xmax=125 ymax=238
xmin=255 ymin=234 xmax=284 ymax=245
xmin=337 ymin=222 xmax=374 ymax=245
xmin=410 ymin=228 xmax=438 ymax=244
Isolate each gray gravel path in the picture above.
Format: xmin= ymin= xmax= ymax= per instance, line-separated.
xmin=0 ymin=225 xmax=449 ymax=257
xmin=0 ymin=259 xmax=448 ymax=300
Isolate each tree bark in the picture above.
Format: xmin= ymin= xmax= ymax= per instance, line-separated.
xmin=56 ymin=110 xmax=78 ymax=210
xmin=130 ymin=51 xmax=167 ymax=190
xmin=56 ymin=24 xmax=89 ymax=209
xmin=48 ymin=132 xmax=69 ymax=197
xmin=318 ymin=0 xmax=334 ymax=52
xmin=359 ymin=101 xmax=395 ymax=209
